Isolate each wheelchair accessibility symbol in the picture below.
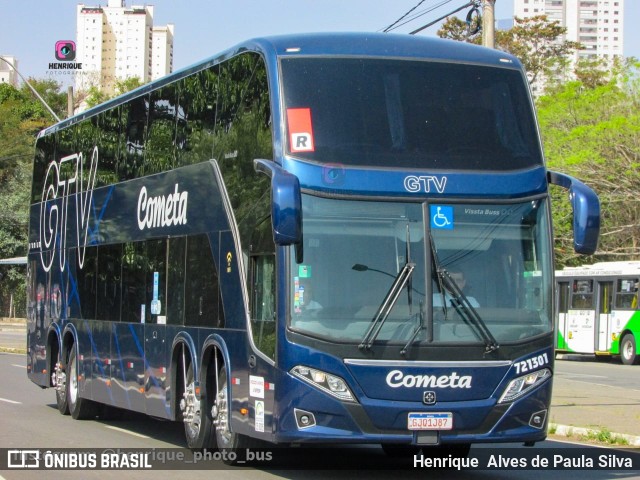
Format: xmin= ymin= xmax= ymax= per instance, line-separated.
xmin=430 ymin=205 xmax=454 ymax=230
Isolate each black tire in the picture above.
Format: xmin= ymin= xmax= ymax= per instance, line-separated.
xmin=55 ymin=351 xmax=69 ymax=415
xmin=213 ymin=367 xmax=256 ymax=463
xmin=620 ymin=334 xmax=638 ymax=365
xmin=67 ymin=348 xmax=98 ymax=420
xmin=182 ymin=363 xmax=215 ymax=449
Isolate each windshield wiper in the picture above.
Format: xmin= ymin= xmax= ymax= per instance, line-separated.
xmin=438 ymin=268 xmax=499 ymax=353
xmin=429 ymin=233 xmax=499 ymax=354
xmin=359 ymin=262 xmax=415 ymax=350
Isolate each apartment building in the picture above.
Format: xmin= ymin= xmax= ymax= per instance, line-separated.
xmin=76 ymin=0 xmax=174 ymax=94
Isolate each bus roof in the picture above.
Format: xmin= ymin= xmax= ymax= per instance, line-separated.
xmin=39 ymin=32 xmax=523 ymax=138
xmin=556 ymin=261 xmax=640 ymax=277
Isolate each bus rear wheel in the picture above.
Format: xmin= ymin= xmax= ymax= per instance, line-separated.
xmin=212 ymin=367 xmax=254 ymax=462
xmin=181 ymin=363 xmax=215 ymax=449
xmin=67 ymin=348 xmax=98 ymax=420
xmin=620 ymin=334 xmax=638 ymax=365
xmin=54 ymin=351 xmax=69 ymax=415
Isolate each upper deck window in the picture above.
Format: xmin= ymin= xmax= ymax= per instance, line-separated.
xmin=281 ymin=57 xmax=542 ymax=171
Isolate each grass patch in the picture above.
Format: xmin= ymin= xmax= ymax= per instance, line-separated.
xmin=580 ymin=428 xmax=629 ymax=446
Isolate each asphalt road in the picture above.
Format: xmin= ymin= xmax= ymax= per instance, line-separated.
xmin=1 ymin=353 xmax=638 ymax=480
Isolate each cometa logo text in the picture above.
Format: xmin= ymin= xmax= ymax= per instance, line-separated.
xmin=137 ymin=184 xmax=188 ymax=230
xmin=385 ymin=369 xmax=472 ymax=389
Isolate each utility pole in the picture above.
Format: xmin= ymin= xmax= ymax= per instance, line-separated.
xmin=67 ymin=86 xmax=74 ymax=118
xmin=482 ymin=0 xmax=496 ymax=49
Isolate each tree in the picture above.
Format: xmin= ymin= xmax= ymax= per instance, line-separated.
xmin=538 ymin=62 xmax=640 ymax=265
xmin=84 ymin=76 xmax=144 ymax=109
xmin=438 ymin=14 xmax=581 ymax=92
xmin=437 ymin=16 xmax=481 ymax=44
xmin=0 ymin=80 xmax=63 ymax=316
xmin=495 ymin=16 xmax=581 ymax=89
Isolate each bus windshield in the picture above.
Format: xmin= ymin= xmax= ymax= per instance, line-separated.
xmin=289 ymin=195 xmax=553 ymax=350
xmin=281 ymin=57 xmax=542 ymax=170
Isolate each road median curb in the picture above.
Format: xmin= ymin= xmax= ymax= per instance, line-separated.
xmin=550 ymin=423 xmax=640 ymax=447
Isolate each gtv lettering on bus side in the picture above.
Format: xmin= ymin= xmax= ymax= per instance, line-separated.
xmin=39 ymin=147 xmax=98 ymax=272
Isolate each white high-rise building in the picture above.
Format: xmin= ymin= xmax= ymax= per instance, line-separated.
xmin=76 ymin=0 xmax=174 ymax=95
xmin=151 ymin=24 xmax=174 ymax=82
xmin=0 ymin=55 xmax=19 ymax=87
xmin=514 ymin=0 xmax=624 ymax=60
xmin=514 ymin=0 xmax=624 ymax=93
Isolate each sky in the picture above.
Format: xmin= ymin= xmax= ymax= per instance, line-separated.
xmin=1 ymin=0 xmax=639 ymax=84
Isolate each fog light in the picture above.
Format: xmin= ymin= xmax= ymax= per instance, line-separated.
xmin=294 ymin=408 xmax=316 ymax=429
xmin=529 ymin=409 xmax=547 ymax=429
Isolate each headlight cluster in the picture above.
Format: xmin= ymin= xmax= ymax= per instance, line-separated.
xmin=290 ymin=365 xmax=356 ymax=402
xmin=499 ymin=368 xmax=551 ymax=404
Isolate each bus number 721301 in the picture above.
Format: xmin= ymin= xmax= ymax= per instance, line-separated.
xmin=514 ymin=353 xmax=550 ymax=375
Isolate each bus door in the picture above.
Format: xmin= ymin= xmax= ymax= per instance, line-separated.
xmin=556 ymin=281 xmax=570 ymax=350
xmin=567 ymin=279 xmax=596 ymax=353
xmin=596 ymin=281 xmax=613 ymax=352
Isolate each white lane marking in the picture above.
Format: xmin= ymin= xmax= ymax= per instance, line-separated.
xmin=11 ymin=364 xmax=27 ymax=368
xmin=0 ymin=397 xmax=22 ymax=404
xmin=104 ymin=425 xmax=150 ymax=439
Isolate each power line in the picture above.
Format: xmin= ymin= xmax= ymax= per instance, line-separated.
xmin=383 ymin=0 xmax=460 ymax=33
xmin=409 ymin=1 xmax=478 ymax=35
xmin=382 ymin=0 xmax=428 ymax=33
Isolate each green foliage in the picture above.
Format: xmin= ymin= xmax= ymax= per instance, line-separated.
xmin=438 ymin=15 xmax=581 ymax=93
xmin=538 ymin=61 xmax=640 ymax=266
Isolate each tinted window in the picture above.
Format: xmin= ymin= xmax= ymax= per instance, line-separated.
xmin=96 ymin=243 xmax=122 ymax=321
xmin=250 ymin=218 xmax=276 ymax=359
xmin=176 ymin=66 xmax=218 ymax=166
xmin=75 ymin=246 xmax=97 ymax=319
xmin=146 ymin=86 xmax=178 ymax=173
xmin=184 ymin=235 xmax=223 ymax=327
xmin=95 ymin=107 xmax=122 ymax=186
xmin=167 ymin=236 xmax=186 ymax=325
xmin=119 ymin=94 xmax=149 ymax=181
xmin=281 ymin=58 xmax=541 ymax=170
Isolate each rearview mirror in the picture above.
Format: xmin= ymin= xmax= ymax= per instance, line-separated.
xmin=254 ymin=159 xmax=302 ymax=246
xmin=547 ymin=170 xmax=600 ymax=255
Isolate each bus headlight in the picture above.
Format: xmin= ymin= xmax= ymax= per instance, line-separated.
xmin=291 ymin=365 xmax=356 ymax=402
xmin=498 ymin=368 xmax=551 ymax=404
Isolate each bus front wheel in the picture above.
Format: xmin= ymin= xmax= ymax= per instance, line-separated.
xmin=620 ymin=334 xmax=638 ymax=365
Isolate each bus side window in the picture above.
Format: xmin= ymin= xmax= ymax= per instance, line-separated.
xmin=616 ymin=278 xmax=639 ymax=309
xmin=249 ymin=218 xmax=276 ymax=360
xmin=571 ymin=279 xmax=594 ymax=309
xmin=167 ymin=237 xmax=186 ymax=325
xmin=184 ymin=235 xmax=224 ymax=328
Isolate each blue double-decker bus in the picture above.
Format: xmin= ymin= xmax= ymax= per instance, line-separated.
xmin=27 ymin=33 xmax=600 ymax=457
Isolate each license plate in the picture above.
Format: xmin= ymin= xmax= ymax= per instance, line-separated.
xmin=407 ymin=412 xmax=453 ymax=430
